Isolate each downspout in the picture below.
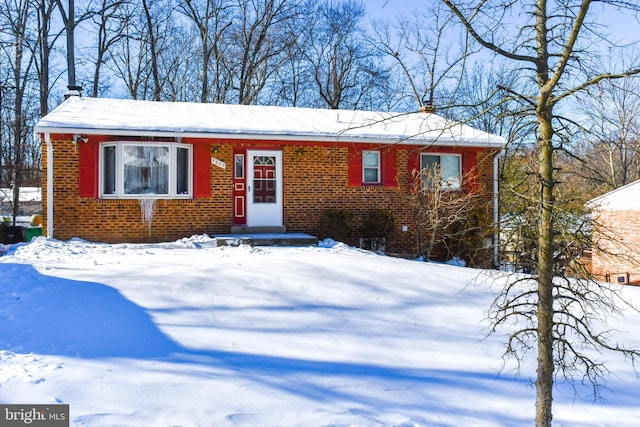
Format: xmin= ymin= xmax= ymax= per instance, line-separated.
xmin=45 ymin=132 xmax=54 ymax=238
xmin=493 ymin=148 xmax=505 ymax=268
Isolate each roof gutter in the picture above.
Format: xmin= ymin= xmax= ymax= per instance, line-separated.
xmin=45 ymin=132 xmax=54 ymax=239
xmin=33 ymin=126 xmax=507 ymax=149
xmin=493 ymin=148 xmax=506 ymax=268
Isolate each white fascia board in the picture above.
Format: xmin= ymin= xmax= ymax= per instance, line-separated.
xmin=34 ymin=126 xmax=506 ymax=149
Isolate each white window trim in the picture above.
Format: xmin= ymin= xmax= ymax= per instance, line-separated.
xmin=362 ymin=150 xmax=381 ymax=184
xmin=99 ymin=141 xmax=193 ymax=199
xmin=234 ymin=154 xmax=245 ymax=179
xmin=420 ymin=152 xmax=462 ymax=191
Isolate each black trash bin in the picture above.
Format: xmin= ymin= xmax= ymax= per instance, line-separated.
xmin=1 ymin=226 xmax=26 ymax=244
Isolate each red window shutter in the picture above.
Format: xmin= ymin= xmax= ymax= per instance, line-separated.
xmin=463 ymin=151 xmax=475 ymax=175
xmin=78 ymin=142 xmax=98 ymax=197
xmin=462 ymin=151 xmax=477 ymax=192
xmin=193 ymin=144 xmax=211 ymax=198
xmin=382 ymin=148 xmax=397 ymax=186
xmin=347 ymin=145 xmax=362 ymax=186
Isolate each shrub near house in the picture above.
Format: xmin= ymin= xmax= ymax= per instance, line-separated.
xmin=35 ymin=97 xmax=505 ymax=266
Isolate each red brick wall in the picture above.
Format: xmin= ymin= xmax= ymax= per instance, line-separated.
xmin=43 ymin=136 xmax=232 ymax=243
xmin=591 ymin=209 xmax=640 ymax=285
xmin=42 ymin=135 xmax=499 ymax=265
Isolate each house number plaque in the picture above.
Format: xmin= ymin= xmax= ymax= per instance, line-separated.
xmin=211 ymin=157 xmax=226 ymax=169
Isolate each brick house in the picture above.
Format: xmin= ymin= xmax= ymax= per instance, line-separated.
xmin=589 ymin=180 xmax=640 ymax=285
xmin=35 ymin=96 xmax=505 ymax=264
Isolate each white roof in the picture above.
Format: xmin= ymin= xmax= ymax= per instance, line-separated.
xmin=588 ymin=180 xmax=640 ymax=210
xmin=35 ymin=97 xmax=506 ymax=148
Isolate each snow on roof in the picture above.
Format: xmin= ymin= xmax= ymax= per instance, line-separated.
xmin=35 ymin=97 xmax=506 ymax=148
xmin=588 ymin=179 xmax=640 ymax=210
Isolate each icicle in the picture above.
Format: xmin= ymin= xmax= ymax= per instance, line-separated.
xmin=140 ymin=199 xmax=156 ymax=237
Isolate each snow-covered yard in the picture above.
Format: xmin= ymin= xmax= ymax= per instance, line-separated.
xmin=1 ymin=236 xmax=639 ymax=426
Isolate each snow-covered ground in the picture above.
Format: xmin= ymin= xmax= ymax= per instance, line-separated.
xmin=1 ymin=236 xmax=639 ymax=426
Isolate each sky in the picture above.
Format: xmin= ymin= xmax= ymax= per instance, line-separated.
xmin=365 ymin=0 xmax=640 ymax=45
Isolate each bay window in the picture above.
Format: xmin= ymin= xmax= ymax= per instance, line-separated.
xmin=100 ymin=142 xmax=192 ymax=198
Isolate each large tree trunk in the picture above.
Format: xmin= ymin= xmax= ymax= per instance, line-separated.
xmin=536 ymin=109 xmax=555 ymax=427
xmin=55 ymin=0 xmax=76 ymax=88
xmin=11 ymin=64 xmax=24 ymax=226
xmin=37 ymin=0 xmax=54 ymax=116
xmin=10 ymin=1 xmax=29 ymax=226
xmin=534 ymin=1 xmax=556 ymax=422
xmin=66 ymin=0 xmax=75 ymax=87
xmin=141 ymin=0 xmax=161 ymax=101
xmin=441 ymin=0 xmax=640 ymax=425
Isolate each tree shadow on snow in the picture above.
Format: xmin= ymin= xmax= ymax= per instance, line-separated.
xmin=0 ymin=264 xmax=180 ymax=358
xmin=2 ymin=263 xmax=638 ymax=425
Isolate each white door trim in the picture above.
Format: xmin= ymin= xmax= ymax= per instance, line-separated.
xmin=246 ymin=150 xmax=283 ymax=227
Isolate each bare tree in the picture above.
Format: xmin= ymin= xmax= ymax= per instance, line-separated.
xmin=110 ymin=11 xmax=147 ymax=99
xmin=373 ymin=2 xmax=474 ymax=113
xmin=141 ymin=0 xmax=161 ymax=100
xmin=55 ymin=0 xmax=76 ymax=88
xmin=109 ymin=0 xmax=177 ymax=101
xmin=90 ymin=0 xmax=130 ymax=97
xmin=410 ymin=164 xmax=490 ymax=266
xmin=232 ymin=0 xmax=297 ymax=105
xmin=177 ymin=0 xmax=234 ymax=103
xmin=156 ymin=26 xmax=198 ymax=102
xmin=262 ymin=1 xmax=314 ymax=106
xmin=576 ymin=76 xmax=640 ymax=191
xmin=0 ymin=24 xmax=9 ymax=188
xmin=33 ymin=0 xmax=58 ymax=116
xmin=0 ymin=0 xmax=37 ymax=224
xmin=499 ymin=147 xmax=594 ymax=275
xmin=452 ymin=60 xmax=533 ymax=143
xmin=55 ymin=0 xmax=101 ymax=92
xmin=442 ymin=1 xmax=640 ymax=425
xmin=0 ymin=73 xmax=8 ymax=189
xmin=301 ymin=0 xmax=387 ymax=110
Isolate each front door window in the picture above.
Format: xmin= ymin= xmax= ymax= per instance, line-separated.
xmin=253 ymin=155 xmax=277 ymax=203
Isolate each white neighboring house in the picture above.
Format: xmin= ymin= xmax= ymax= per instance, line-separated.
xmin=588 ymin=180 xmax=640 ymax=286
xmin=0 ymin=187 xmax=42 ymax=217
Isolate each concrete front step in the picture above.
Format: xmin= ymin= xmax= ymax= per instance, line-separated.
xmin=215 ymin=232 xmax=318 ymax=247
xmin=230 ymin=225 xmax=287 ymax=234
